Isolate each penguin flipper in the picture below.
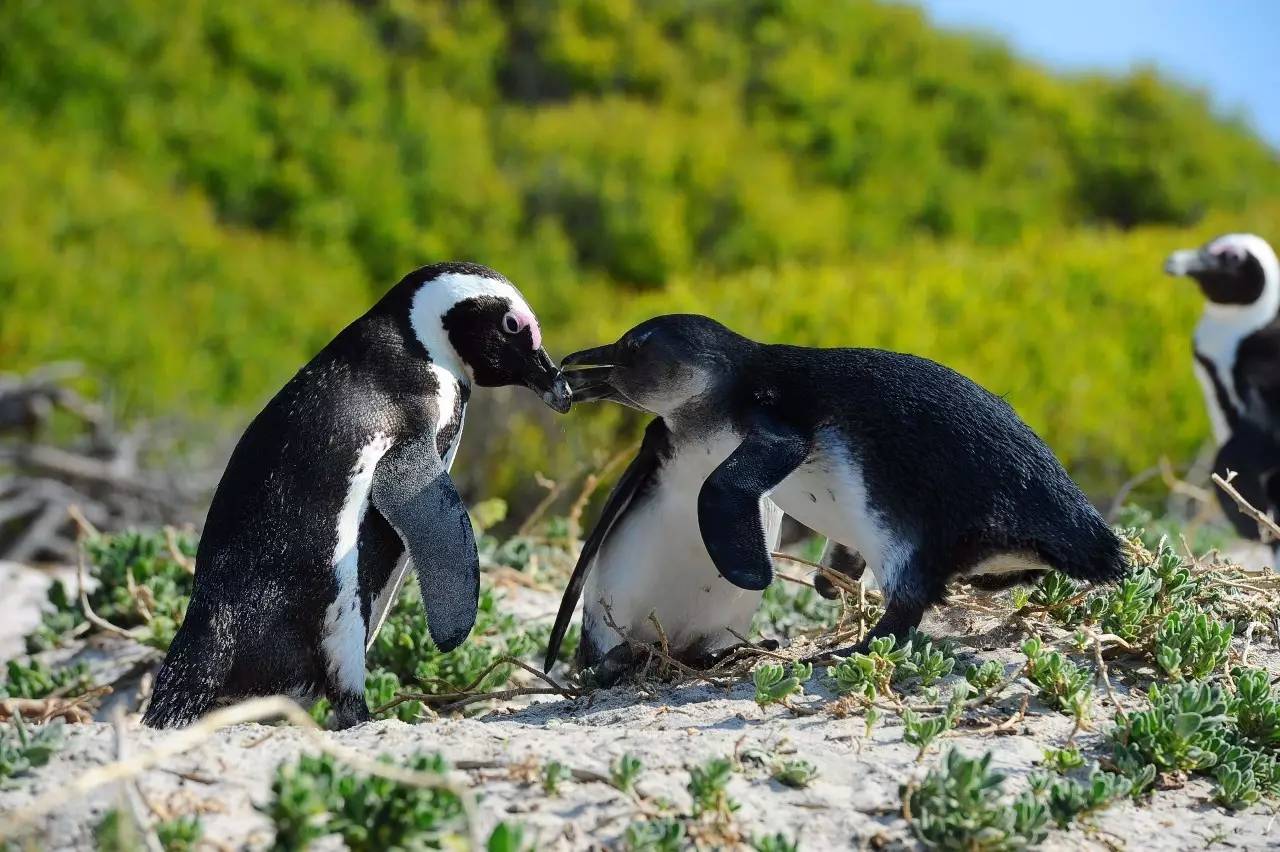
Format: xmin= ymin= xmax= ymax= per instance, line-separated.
xmin=1212 ymin=423 xmax=1280 ymax=540
xmin=1236 ymin=325 xmax=1280 ymax=433
xmin=372 ymin=435 xmax=479 ymax=653
xmin=543 ymin=418 xmax=671 ymax=672
xmin=698 ymin=416 xmax=810 ymax=591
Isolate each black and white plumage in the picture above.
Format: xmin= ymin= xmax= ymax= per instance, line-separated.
xmin=548 ymin=315 xmax=1127 ymax=660
xmin=143 ymin=263 xmax=570 ymax=729
xmin=1165 ymin=234 xmax=1280 ymax=542
xmin=543 ymin=417 xmax=784 ymax=682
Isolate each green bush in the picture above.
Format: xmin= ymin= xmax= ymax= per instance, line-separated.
xmin=906 ymin=749 xmax=1049 ymax=851
xmin=0 ymin=716 xmax=62 ymax=785
xmin=262 ymin=752 xmax=524 ymax=851
xmin=4 ymin=0 xmax=1280 ymax=510
xmin=27 ymin=530 xmax=197 ymax=652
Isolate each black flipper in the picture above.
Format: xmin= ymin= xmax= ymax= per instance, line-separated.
xmin=1235 ymin=325 xmax=1280 ymax=436
xmin=1213 ymin=422 xmax=1280 ymax=541
xmin=697 ymin=416 xmax=810 ymax=591
xmin=543 ymin=418 xmax=670 ymax=672
xmin=371 ymin=435 xmax=479 ymax=653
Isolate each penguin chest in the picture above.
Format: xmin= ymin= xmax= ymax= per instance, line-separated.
xmin=432 ymin=366 xmax=467 ymax=469
xmin=583 ymin=433 xmax=781 ymax=659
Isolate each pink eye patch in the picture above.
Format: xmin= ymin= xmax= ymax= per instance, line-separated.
xmin=1209 ymin=240 xmax=1246 ymax=262
xmin=503 ymin=309 xmax=542 ymax=349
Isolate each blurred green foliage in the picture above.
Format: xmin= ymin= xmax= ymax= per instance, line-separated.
xmin=3 ymin=0 xmax=1279 ymax=505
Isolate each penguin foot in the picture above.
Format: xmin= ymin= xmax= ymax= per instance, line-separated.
xmin=804 ymin=596 xmax=929 ymax=664
xmin=815 ymin=545 xmax=867 ymax=600
xmin=583 ymin=644 xmax=638 ymax=688
xmin=330 ymin=692 xmax=373 ymax=730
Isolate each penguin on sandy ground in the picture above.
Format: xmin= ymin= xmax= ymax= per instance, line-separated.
xmin=1165 ymin=234 xmax=1280 ymax=545
xmin=554 ymin=315 xmax=1127 ymax=659
xmin=144 ymin=263 xmax=571 ymax=729
xmin=543 ymin=418 xmax=784 ymax=683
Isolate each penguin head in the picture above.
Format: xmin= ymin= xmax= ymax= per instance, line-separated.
xmin=561 ymin=315 xmax=741 ymax=417
xmin=1165 ymin=233 xmax=1279 ymax=311
xmin=404 ymin=263 xmax=571 ymax=412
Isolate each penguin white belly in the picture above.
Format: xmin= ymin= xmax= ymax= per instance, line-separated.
xmin=771 ymin=430 xmax=912 ymax=595
xmin=583 ymin=431 xmax=783 ymax=658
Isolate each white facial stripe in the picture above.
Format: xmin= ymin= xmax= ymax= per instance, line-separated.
xmin=323 ymin=433 xmax=393 ymax=694
xmin=408 ymin=271 xmax=541 ymax=382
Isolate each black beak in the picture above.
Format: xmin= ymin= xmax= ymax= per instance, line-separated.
xmin=561 ymin=343 xmax=618 ymax=370
xmin=525 ymin=348 xmax=572 ymax=413
xmin=561 ymin=344 xmax=621 ymax=404
xmin=1164 ymin=248 xmax=1213 ymax=277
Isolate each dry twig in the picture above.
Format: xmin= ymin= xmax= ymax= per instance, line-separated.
xmin=0 ymin=697 xmax=479 ymax=845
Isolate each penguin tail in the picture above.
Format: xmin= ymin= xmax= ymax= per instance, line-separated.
xmin=142 ymin=600 xmax=235 ymax=729
xmin=1043 ymin=510 xmax=1130 ymax=586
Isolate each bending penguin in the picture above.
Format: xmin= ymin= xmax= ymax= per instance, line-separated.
xmin=551 ymin=315 xmax=1127 ymax=659
xmin=1165 ymin=234 xmax=1280 ymax=545
xmin=144 ymin=263 xmax=571 ymax=729
xmin=544 ymin=417 xmax=785 ymax=683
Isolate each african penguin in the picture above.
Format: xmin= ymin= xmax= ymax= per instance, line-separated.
xmin=1165 ymin=234 xmax=1280 ymax=544
xmin=143 ymin=262 xmax=571 ymax=729
xmin=543 ymin=418 xmax=784 ymax=684
xmin=554 ymin=315 xmax=1127 ymax=658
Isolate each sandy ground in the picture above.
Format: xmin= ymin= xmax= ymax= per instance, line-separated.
xmin=2 ymin=561 xmax=1278 ymax=851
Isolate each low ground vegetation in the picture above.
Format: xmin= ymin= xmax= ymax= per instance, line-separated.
xmin=1 ymin=503 xmax=1278 ymax=849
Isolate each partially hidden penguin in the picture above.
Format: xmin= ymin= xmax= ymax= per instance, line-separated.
xmin=547 ymin=314 xmax=1127 ymax=662
xmin=543 ymin=417 xmax=785 ymax=683
xmin=1165 ymin=234 xmax=1280 ymax=547
xmin=144 ymin=262 xmax=571 ymax=729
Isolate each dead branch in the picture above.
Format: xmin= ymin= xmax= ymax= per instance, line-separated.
xmin=0 ymin=697 xmax=94 ymax=724
xmin=0 ymin=365 xmax=208 ymax=563
xmin=1213 ymin=470 xmax=1280 ymax=542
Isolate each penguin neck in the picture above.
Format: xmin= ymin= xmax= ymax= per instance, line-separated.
xmin=1199 ymin=274 xmax=1280 ymax=342
xmin=407 ymin=298 xmax=475 ymax=391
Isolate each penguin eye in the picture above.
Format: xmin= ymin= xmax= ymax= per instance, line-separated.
xmin=501 ymin=312 xmax=522 ymax=335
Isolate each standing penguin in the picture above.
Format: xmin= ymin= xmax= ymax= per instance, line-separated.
xmin=543 ymin=418 xmax=784 ymax=683
xmin=1165 ymin=234 xmax=1280 ymax=542
xmin=144 ymin=263 xmax=571 ymax=729
xmin=555 ymin=315 xmax=1127 ymax=657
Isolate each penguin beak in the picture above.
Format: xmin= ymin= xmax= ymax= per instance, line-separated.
xmin=1165 ymin=248 xmax=1212 ymax=277
xmin=525 ymin=348 xmax=572 ymax=413
xmin=561 ymin=344 xmax=622 ymax=404
xmin=561 ymin=343 xmax=618 ymax=370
